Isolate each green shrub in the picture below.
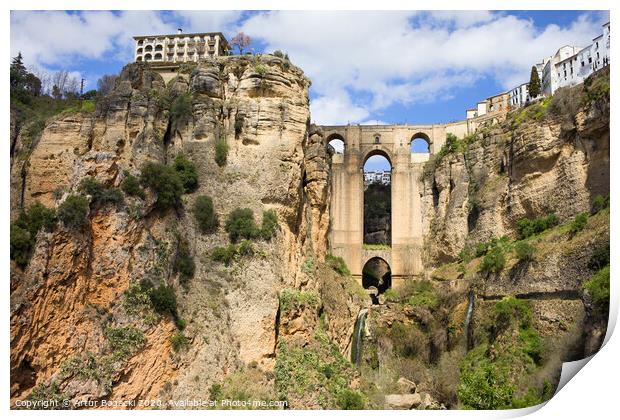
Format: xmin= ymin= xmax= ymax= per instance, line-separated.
xmin=514 ymin=241 xmax=535 ymax=262
xmin=519 ymin=326 xmax=544 ymax=365
xmin=336 ymin=389 xmax=364 ymax=410
xmin=170 ymin=93 xmax=192 ymax=124
xmin=170 ymin=332 xmax=189 ymax=352
xmin=224 ymin=208 xmax=259 ymax=242
xmin=78 ymin=177 xmax=123 ymax=206
xmin=10 ymin=224 xmax=32 ymax=267
xmin=193 ymin=195 xmax=218 ymax=233
xmin=175 ymin=318 xmax=187 ymax=330
xmin=588 ymin=245 xmax=610 ymax=271
xmin=279 ymin=289 xmax=319 ymax=313
xmin=58 ymin=195 xmax=89 ymax=229
xmin=493 ymin=297 xmax=533 ymax=331
xmin=16 ymin=201 xmax=57 ymax=234
xmin=458 ymin=349 xmax=514 ymax=409
xmin=174 ymin=239 xmax=195 ymax=285
xmin=516 ymin=214 xmax=559 ymax=238
xmin=149 ymin=284 xmax=178 ymax=317
xmin=123 ymin=280 xmax=153 ymax=315
xmin=382 ymin=288 xmax=399 ymax=302
xmin=212 ymin=244 xmax=239 ymax=266
xmin=479 ymin=247 xmax=506 ymax=274
xmin=215 ymin=136 xmax=229 ymax=167
xmin=173 ymin=154 xmax=198 ymax=193
xmin=237 ymin=240 xmax=254 ymax=256
xmin=260 ymin=209 xmax=278 ymax=240
xmin=11 ymin=202 xmax=57 ymax=267
xmin=592 ymin=194 xmax=610 ymax=214
xmin=25 ymin=381 xmax=68 ymax=410
xmin=211 ymin=241 xmax=254 ymax=266
xmin=106 ymin=326 xmax=146 ymax=359
xmin=121 ymin=170 xmax=145 ymax=199
xmin=584 ymin=72 xmax=610 ymax=103
xmin=140 ymin=162 xmax=184 ymax=210
xmin=584 ymin=266 xmax=610 ymax=313
xmin=326 ymin=254 xmax=350 ymax=276
xmin=272 ymin=50 xmax=285 ymax=58
xmin=406 ymin=280 xmax=438 ymax=307
xmin=569 ymin=213 xmax=588 ymax=234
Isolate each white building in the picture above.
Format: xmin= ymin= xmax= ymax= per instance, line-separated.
xmin=541 ymin=21 xmax=610 ymax=96
xmin=509 ymin=83 xmax=530 ymax=108
xmin=542 ymin=45 xmax=584 ymax=95
xmin=133 ymin=29 xmax=229 ymax=63
xmin=364 ymin=171 xmax=391 ymax=186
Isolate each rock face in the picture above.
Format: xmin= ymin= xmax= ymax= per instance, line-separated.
xmin=10 ymin=56 xmax=363 ymax=407
xmin=422 ymin=83 xmax=609 ymax=266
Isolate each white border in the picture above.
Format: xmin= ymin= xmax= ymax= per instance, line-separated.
xmin=3 ymin=1 xmax=617 ymax=419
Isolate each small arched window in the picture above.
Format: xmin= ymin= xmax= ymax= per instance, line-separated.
xmin=374 ymin=135 xmax=380 ymax=144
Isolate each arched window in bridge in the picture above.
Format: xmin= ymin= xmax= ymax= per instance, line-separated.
xmin=410 ymin=133 xmax=431 ymax=154
xmin=363 ymin=151 xmax=391 ymax=247
xmin=362 ymin=257 xmax=392 ymax=302
xmin=374 ymin=135 xmax=381 ymax=144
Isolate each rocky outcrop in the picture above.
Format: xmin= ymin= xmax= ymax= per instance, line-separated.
xmin=10 ymin=55 xmax=362 ymax=407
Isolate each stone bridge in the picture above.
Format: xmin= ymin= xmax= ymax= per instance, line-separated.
xmin=323 ymin=121 xmax=480 ymax=288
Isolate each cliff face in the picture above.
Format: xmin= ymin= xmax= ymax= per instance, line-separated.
xmin=10 ymin=56 xmax=364 ymax=407
xmin=422 ymin=75 xmax=610 ymax=266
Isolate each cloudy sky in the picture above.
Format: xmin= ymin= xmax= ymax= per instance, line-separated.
xmin=11 ymin=10 xmax=609 ymax=129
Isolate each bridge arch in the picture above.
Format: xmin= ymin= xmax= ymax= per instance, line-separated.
xmin=362 ymin=256 xmax=392 ymax=295
xmin=361 ymin=146 xmax=394 ymax=169
xmin=326 ymin=132 xmax=345 ymax=155
xmin=410 ymin=132 xmax=431 ymax=154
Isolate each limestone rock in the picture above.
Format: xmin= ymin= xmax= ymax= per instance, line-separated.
xmin=396 ymin=377 xmax=417 ymax=394
xmin=384 ymin=393 xmax=422 ymax=409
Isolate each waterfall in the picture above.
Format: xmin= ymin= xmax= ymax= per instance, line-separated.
xmin=464 ymin=291 xmax=475 ymax=350
xmin=351 ymin=309 xmax=368 ymax=365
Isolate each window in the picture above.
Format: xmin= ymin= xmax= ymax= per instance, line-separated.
xmin=374 ymin=136 xmax=380 ymax=144
xmin=589 ymin=57 xmax=592 ymax=63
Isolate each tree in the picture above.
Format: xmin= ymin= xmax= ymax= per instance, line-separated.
xmin=231 ymin=32 xmax=251 ymax=55
xmin=97 ymin=74 xmax=118 ymax=97
xmin=528 ymin=66 xmax=541 ymax=99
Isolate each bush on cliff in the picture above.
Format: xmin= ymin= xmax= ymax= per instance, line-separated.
xmin=260 ymin=209 xmax=279 ymax=240
xmin=584 ymin=266 xmax=610 ymax=314
xmin=215 ymin=136 xmax=228 ymax=167
xmin=592 ymin=194 xmax=610 ymax=214
xmin=173 ymin=239 xmax=195 ymax=285
xmin=569 ymin=213 xmax=589 ymax=234
xmin=224 ymin=208 xmax=259 ymax=242
xmin=516 ymin=214 xmax=559 ymax=239
xmin=140 ymin=162 xmax=184 ymax=210
xmin=170 ymin=93 xmax=192 ymax=124
xmin=514 ymin=241 xmax=535 ymax=262
xmin=58 ymin=195 xmax=89 ymax=229
xmin=78 ymin=177 xmax=123 ymax=206
xmin=149 ymin=284 xmax=178 ymax=318
xmin=193 ymin=195 xmax=218 ymax=233
xmin=121 ymin=170 xmax=145 ymax=199
xmin=173 ymin=154 xmax=198 ymax=193
xmin=11 ymin=201 xmax=58 ymax=266
xmin=479 ymin=246 xmax=506 ymax=275
xmin=326 ymin=254 xmax=350 ymax=276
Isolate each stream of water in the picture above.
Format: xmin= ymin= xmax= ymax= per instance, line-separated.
xmin=464 ymin=290 xmax=475 ymax=350
xmin=351 ymin=309 xmax=368 ymax=365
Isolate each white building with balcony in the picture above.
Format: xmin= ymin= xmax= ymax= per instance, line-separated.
xmin=133 ymin=29 xmax=230 ymax=64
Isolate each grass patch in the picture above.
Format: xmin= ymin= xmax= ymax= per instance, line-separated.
xmin=326 ymin=254 xmax=350 ymax=276
xmin=279 ymin=289 xmax=319 ymax=314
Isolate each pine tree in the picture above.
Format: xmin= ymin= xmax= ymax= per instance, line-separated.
xmin=528 ymin=66 xmax=541 ymax=99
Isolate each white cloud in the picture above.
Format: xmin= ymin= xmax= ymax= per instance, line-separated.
xmin=241 ymin=10 xmax=607 ymax=124
xmin=310 ymin=90 xmax=369 ymax=125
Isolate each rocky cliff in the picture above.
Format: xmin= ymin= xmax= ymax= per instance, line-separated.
xmin=10 ymin=55 xmax=364 ymax=408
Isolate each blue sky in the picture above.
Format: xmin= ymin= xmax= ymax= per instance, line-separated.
xmin=10 ymin=9 xmax=609 ymax=173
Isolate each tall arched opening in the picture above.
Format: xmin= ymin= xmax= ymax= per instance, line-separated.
xmin=363 ymin=150 xmax=391 ymax=246
xmin=410 ymin=132 xmax=431 ymax=154
xmin=326 ymin=133 xmax=345 ymax=157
